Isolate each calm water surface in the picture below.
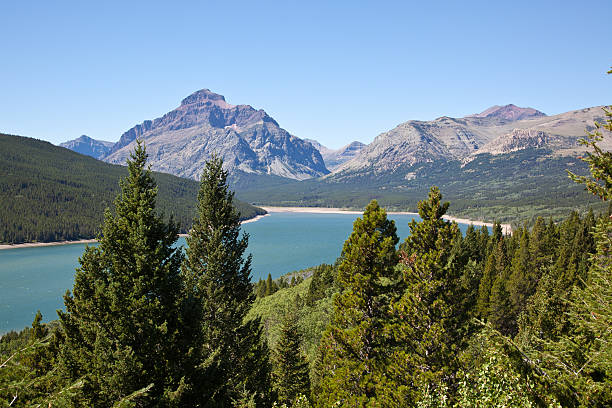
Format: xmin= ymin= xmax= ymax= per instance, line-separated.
xmin=0 ymin=212 xmax=477 ymax=333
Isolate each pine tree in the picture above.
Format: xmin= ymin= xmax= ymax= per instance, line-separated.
xmin=181 ymin=155 xmax=271 ymax=406
xmin=388 ymin=187 xmax=462 ymax=404
xmin=507 ymin=227 xmax=532 ymax=327
xmin=273 ymin=310 xmax=311 ymax=405
xmin=315 ymin=200 xmax=399 ymax=407
xmin=58 ymin=140 xmax=185 ymax=406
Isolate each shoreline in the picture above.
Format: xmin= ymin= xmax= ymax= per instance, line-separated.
xmin=260 ymin=206 xmax=512 ymax=234
xmin=0 ymin=239 xmax=98 ymax=251
xmin=0 ymin=209 xmax=510 ymax=250
xmin=0 ymin=214 xmax=272 ymax=250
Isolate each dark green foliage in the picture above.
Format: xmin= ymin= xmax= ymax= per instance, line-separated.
xmin=0 ymin=133 xmax=265 ymax=244
xmin=316 ymin=200 xmax=399 ymax=406
xmin=181 ymin=155 xmax=271 ymax=406
xmin=389 ymin=187 xmax=463 ymax=403
xmin=57 ymin=140 xmax=186 ymax=406
xmin=0 ymin=314 xmax=64 ymax=407
xmin=237 ymin=147 xmax=603 ymax=225
xmin=305 ymin=264 xmax=335 ymax=306
xmin=272 ymin=311 xmax=311 ymax=405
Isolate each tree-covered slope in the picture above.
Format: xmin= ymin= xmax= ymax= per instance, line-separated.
xmin=0 ymin=133 xmax=265 ymax=244
xmin=236 ymin=148 xmax=604 ymax=225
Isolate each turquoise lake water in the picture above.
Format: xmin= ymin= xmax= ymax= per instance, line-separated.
xmin=0 ymin=212 xmax=478 ymax=333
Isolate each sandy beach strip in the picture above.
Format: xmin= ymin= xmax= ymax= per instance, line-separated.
xmin=0 ymin=239 xmax=98 ymax=251
xmin=260 ymin=206 xmax=512 ymax=234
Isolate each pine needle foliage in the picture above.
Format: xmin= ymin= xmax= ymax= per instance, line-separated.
xmin=181 ymin=155 xmax=271 ymax=407
xmin=315 ymin=200 xmax=399 ymax=407
xmin=57 ymin=140 xmax=185 ymax=407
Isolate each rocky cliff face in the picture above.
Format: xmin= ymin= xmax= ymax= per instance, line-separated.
xmin=330 ymin=105 xmax=608 ymax=178
xmin=59 ymin=135 xmax=114 ymax=159
xmin=104 ymin=89 xmax=329 ymax=180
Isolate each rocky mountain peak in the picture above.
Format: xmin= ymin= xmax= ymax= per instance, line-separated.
xmin=59 ymin=135 xmax=114 ymax=159
xmin=180 ymin=89 xmax=235 ymax=109
xmin=103 ymin=89 xmax=328 ymax=181
xmin=468 ymin=104 xmax=546 ymax=121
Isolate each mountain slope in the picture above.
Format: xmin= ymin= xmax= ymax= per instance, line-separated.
xmin=237 ymin=105 xmax=608 ymax=224
xmin=104 ymin=89 xmax=329 ymax=181
xmin=332 ymin=105 xmax=607 ymax=178
xmin=305 ymin=139 xmax=366 ymax=170
xmin=0 ymin=133 xmax=265 ymax=244
xmin=59 ymin=135 xmax=114 ymax=159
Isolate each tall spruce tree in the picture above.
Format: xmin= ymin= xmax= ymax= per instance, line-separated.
xmin=315 ymin=200 xmax=399 ymax=407
xmin=58 ymin=140 xmax=185 ymax=406
xmin=388 ymin=187 xmax=462 ymax=404
xmin=272 ymin=310 xmax=311 ymax=405
xmin=181 ymin=155 xmax=271 ymax=406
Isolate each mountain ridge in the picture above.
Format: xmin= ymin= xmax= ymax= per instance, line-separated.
xmin=104 ymin=89 xmax=328 ymax=181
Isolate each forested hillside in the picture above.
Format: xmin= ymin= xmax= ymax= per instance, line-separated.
xmin=237 ymin=147 xmax=604 ymax=225
xmin=0 ymin=133 xmax=265 ymax=244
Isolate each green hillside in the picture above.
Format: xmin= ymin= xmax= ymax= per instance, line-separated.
xmin=236 ymin=148 xmax=604 ymax=225
xmin=0 ymin=133 xmax=265 ymax=244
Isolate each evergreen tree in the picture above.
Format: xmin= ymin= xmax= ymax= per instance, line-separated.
xmin=273 ymin=310 xmax=311 ymax=405
xmin=388 ymin=187 xmax=463 ymax=404
xmin=181 ymin=155 xmax=271 ymax=406
xmin=315 ymin=200 xmax=399 ymax=407
xmin=58 ymin=140 xmax=185 ymax=406
xmin=507 ymin=227 xmax=533 ymax=328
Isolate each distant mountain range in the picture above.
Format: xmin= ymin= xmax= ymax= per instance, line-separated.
xmin=57 ymin=90 xmax=609 ymax=223
xmin=304 ymin=139 xmax=366 ymax=171
xmin=59 ymin=135 xmax=114 ymax=159
xmin=330 ymin=104 xmax=608 ymax=179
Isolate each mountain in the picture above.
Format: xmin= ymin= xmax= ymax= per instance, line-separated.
xmin=332 ymin=105 xmax=606 ymax=177
xmin=0 ymin=133 xmax=265 ymax=244
xmin=305 ymin=139 xmax=366 ymax=171
xmin=467 ymin=104 xmax=546 ymax=121
xmin=59 ymin=135 xmax=114 ymax=159
xmin=104 ymin=89 xmax=329 ymax=181
xmin=237 ymin=105 xmax=607 ymax=224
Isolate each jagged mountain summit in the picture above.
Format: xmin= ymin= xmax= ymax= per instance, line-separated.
xmin=305 ymin=139 xmax=366 ymax=171
xmin=103 ymin=89 xmax=329 ymax=180
xmin=59 ymin=135 xmax=114 ymax=159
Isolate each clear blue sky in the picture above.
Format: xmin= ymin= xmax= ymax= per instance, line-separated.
xmin=1 ymin=1 xmax=610 ymax=149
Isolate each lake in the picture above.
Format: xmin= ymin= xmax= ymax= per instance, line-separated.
xmin=0 ymin=212 xmax=478 ymax=333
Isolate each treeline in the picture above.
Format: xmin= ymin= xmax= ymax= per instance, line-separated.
xmin=237 ymin=147 xmax=604 ymax=225
xmin=0 ymin=133 xmax=265 ymax=244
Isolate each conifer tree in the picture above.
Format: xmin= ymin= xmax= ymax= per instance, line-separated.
xmin=181 ymin=155 xmax=271 ymax=406
xmin=58 ymin=140 xmax=185 ymax=406
xmin=388 ymin=187 xmax=462 ymax=404
xmin=315 ymin=200 xmax=399 ymax=407
xmin=543 ymin=98 xmax=612 ymax=405
xmin=273 ymin=310 xmax=311 ymax=405
xmin=507 ymin=228 xmax=532 ymax=327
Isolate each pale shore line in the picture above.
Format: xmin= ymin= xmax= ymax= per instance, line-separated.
xmin=0 ymin=239 xmax=98 ymax=251
xmin=260 ymin=206 xmax=512 ymax=234
xmin=241 ymin=213 xmax=270 ymax=224
xmin=0 ymin=215 xmax=271 ymax=250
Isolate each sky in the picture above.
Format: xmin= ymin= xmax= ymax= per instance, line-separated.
xmin=1 ymin=1 xmax=611 ymax=149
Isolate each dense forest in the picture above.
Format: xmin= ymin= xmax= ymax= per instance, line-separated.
xmin=1 ymin=104 xmax=611 ymax=407
xmin=0 ymin=133 xmax=265 ymax=244
xmin=237 ymin=147 xmax=604 ymax=226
